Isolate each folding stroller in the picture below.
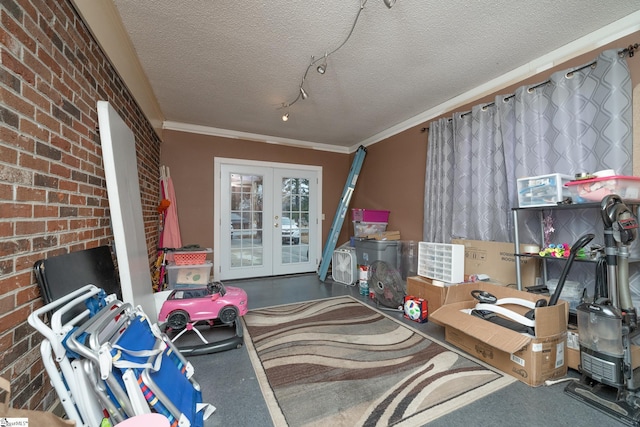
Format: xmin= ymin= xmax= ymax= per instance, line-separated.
xmin=29 ymin=284 xmax=215 ymax=427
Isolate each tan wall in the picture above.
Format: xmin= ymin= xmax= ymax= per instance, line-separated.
xmin=350 ymin=130 xmax=427 ymax=242
xmin=160 ymin=130 xmax=351 ymax=249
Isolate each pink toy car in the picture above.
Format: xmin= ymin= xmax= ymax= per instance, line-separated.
xmin=158 ymin=282 xmax=248 ymax=330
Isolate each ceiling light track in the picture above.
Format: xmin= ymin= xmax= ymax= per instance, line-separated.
xmin=280 ymin=0 xmax=396 ymax=121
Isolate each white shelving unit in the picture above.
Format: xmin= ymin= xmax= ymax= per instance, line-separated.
xmin=417 ymin=242 xmax=465 ymax=283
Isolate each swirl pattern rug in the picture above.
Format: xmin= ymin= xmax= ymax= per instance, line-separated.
xmin=242 ymin=296 xmax=514 ymax=426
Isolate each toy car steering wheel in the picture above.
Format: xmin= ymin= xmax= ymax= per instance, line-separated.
xmin=471 ymin=290 xmax=498 ymax=304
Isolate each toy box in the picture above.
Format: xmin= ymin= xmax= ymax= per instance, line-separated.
xmin=430 ymin=282 xmax=568 ymax=386
xmin=403 ymin=295 xmax=428 ymax=323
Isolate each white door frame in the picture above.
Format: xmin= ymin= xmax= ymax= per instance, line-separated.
xmin=213 ymin=157 xmax=322 ymax=281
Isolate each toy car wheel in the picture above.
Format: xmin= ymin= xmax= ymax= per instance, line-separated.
xmin=167 ymin=309 xmax=190 ymax=330
xmin=219 ymin=306 xmax=238 ymax=325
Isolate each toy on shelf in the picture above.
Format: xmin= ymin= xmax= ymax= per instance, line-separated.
xmin=538 ymin=243 xmax=588 ymax=259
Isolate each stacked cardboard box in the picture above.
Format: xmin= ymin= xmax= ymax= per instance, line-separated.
xmin=406 ymin=276 xmax=449 ymax=314
xmin=451 ymin=239 xmax=539 ymax=287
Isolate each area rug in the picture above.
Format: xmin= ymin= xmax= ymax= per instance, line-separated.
xmin=242 ymin=296 xmax=515 ymax=427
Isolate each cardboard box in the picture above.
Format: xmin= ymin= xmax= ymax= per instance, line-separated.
xmin=451 ymin=239 xmax=539 ymax=287
xmin=406 ymin=276 xmax=448 ymax=314
xmin=566 ymin=326 xmax=580 ymax=371
xmin=430 ymin=282 xmax=568 ymax=386
xmin=366 ymin=230 xmax=401 ymax=240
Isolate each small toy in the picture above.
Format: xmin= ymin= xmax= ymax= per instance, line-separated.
xmin=538 ymin=242 xmax=588 ymax=259
xmin=404 ymin=295 xmax=428 ymax=323
xmin=158 ymin=281 xmax=248 ymax=331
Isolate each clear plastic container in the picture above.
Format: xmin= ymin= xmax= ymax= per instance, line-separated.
xmin=577 ymin=303 xmax=623 ymax=357
xmin=546 ymin=279 xmax=585 ymax=310
xmin=565 ymin=175 xmax=640 ymax=202
xmin=517 ymin=173 xmax=573 ymax=207
xmin=353 ymin=221 xmax=388 ymax=237
xmin=166 ymin=262 xmax=213 ymax=289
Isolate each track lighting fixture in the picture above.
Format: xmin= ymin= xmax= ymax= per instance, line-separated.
xmin=317 ymin=53 xmax=328 ymax=74
xmin=279 ymin=0 xmax=397 ymax=122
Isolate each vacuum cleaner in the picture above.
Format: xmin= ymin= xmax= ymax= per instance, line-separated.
xmin=565 ymin=195 xmax=640 ymax=426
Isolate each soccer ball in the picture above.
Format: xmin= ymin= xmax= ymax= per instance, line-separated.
xmin=404 ymin=299 xmax=421 ymax=321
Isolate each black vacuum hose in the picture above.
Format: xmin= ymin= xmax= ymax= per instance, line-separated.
xmin=548 ymin=233 xmax=595 ymax=307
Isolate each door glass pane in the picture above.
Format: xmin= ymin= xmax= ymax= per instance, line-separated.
xmin=230 ymin=173 xmax=263 ymax=268
xmin=281 ymin=177 xmax=309 ymax=264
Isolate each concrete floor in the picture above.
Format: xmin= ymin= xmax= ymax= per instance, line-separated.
xmin=187 ymin=273 xmax=629 ymax=426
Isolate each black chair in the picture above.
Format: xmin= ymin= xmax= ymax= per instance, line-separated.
xmin=33 ymin=245 xmax=122 ymax=321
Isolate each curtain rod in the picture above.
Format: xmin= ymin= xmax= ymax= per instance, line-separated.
xmin=420 ymin=43 xmax=639 ymax=133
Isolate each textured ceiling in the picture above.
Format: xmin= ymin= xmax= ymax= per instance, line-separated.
xmin=109 ymin=0 xmax=640 ymax=151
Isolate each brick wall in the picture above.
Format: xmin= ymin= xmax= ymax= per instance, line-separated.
xmin=0 ymin=0 xmax=161 ymax=411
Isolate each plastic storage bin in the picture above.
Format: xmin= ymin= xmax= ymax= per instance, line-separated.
xmin=351 ymin=209 xmax=390 ymax=223
xmin=172 ymin=248 xmax=212 ymax=265
xmin=166 ymin=262 xmax=212 ymax=289
xmin=564 ymin=175 xmax=640 ymax=202
xmin=517 ymin=173 xmax=573 ymax=207
xmin=354 ymin=239 xmax=399 ymax=269
xmin=399 ymin=240 xmax=418 ymax=280
xmin=546 ymin=278 xmax=585 ymax=310
xmin=353 ymin=222 xmax=387 ymax=237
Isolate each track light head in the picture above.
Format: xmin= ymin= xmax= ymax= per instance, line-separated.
xmin=383 ymin=0 xmax=396 ymax=8
xmin=317 ymin=53 xmax=328 ymax=74
xmin=280 ymin=0 xmax=396 ymax=122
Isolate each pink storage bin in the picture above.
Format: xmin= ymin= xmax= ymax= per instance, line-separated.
xmin=565 ymin=175 xmax=640 ymax=202
xmin=351 ymin=209 xmax=390 ymax=223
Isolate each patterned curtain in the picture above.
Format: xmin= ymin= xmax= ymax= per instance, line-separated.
xmin=423 ymin=48 xmax=636 ymax=304
xmin=424 ymin=49 xmax=633 ymax=244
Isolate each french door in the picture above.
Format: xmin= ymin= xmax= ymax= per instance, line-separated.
xmin=214 ymin=159 xmax=321 ymax=280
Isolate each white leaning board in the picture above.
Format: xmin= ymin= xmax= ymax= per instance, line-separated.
xmin=97 ymin=101 xmax=157 ymax=319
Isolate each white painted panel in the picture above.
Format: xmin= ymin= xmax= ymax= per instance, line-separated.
xmin=97 ymin=101 xmax=157 ymax=318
